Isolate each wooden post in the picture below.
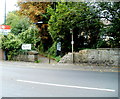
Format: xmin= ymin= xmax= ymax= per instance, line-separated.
xmin=48 ymin=54 xmax=50 ymax=64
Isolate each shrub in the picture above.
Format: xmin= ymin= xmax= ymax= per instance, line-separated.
xmin=1 ymin=33 xmax=22 ymax=60
xmin=47 ymin=42 xmax=57 ymax=56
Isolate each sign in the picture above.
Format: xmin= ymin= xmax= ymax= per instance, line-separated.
xmin=71 ymin=41 xmax=74 ymax=44
xmin=22 ymin=44 xmax=31 ymax=50
xmin=57 ymin=42 xmax=61 ymax=51
xmin=0 ymin=25 xmax=11 ymax=35
xmin=70 ymin=28 xmax=73 ymax=34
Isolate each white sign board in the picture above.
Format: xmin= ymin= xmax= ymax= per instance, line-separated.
xmin=0 ymin=25 xmax=11 ymax=35
xmin=57 ymin=42 xmax=61 ymax=51
xmin=0 ymin=32 xmax=8 ymax=35
xmin=0 ymin=29 xmax=11 ymax=33
xmin=22 ymin=44 xmax=31 ymax=50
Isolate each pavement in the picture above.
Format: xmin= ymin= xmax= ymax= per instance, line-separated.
xmin=38 ymin=55 xmax=119 ymax=72
xmin=0 ymin=60 xmax=119 ymax=72
xmin=0 ymin=54 xmax=119 ymax=73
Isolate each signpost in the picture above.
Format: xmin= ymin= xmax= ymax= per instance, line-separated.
xmin=70 ymin=28 xmax=74 ymax=63
xmin=0 ymin=25 xmax=11 ymax=35
xmin=0 ymin=25 xmax=11 ymax=60
xmin=21 ymin=44 xmax=31 ymax=60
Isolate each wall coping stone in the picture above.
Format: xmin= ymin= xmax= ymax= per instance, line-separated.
xmin=97 ymin=48 xmax=120 ymax=50
xmin=27 ymin=51 xmax=39 ymax=55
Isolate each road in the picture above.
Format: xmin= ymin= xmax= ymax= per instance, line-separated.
xmin=0 ymin=61 xmax=119 ymax=97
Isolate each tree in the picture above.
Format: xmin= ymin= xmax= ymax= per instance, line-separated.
xmin=96 ymin=2 xmax=120 ymax=48
xmin=17 ymin=2 xmax=53 ymax=51
xmin=17 ymin=2 xmax=51 ymax=23
xmin=47 ymin=2 xmax=102 ymax=54
xmin=2 ymin=11 xmax=40 ymax=60
xmin=6 ymin=11 xmax=31 ymax=35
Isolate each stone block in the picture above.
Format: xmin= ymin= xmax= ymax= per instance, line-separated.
xmin=59 ymin=48 xmax=120 ymax=66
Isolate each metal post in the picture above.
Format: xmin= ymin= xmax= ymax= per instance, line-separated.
xmin=70 ymin=28 xmax=74 ymax=63
xmin=3 ymin=0 xmax=7 ymax=60
xmin=34 ymin=26 xmax=35 ymax=49
xmin=72 ymin=31 xmax=74 ymax=63
xmin=32 ymin=26 xmax=36 ymax=49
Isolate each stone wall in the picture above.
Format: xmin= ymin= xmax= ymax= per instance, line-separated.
xmin=59 ymin=48 xmax=120 ymax=66
xmin=13 ymin=54 xmax=38 ymax=62
xmin=13 ymin=51 xmax=39 ymax=62
xmin=0 ymin=49 xmax=4 ymax=60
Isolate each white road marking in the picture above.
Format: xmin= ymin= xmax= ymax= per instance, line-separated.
xmin=17 ymin=79 xmax=115 ymax=92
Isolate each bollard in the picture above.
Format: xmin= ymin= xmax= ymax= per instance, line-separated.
xmin=48 ymin=54 xmax=50 ymax=64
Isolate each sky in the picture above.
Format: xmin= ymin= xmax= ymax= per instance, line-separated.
xmin=0 ymin=0 xmax=19 ymax=24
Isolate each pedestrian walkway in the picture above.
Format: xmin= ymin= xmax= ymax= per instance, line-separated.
xmin=38 ymin=55 xmax=57 ymax=64
xmin=0 ymin=60 xmax=119 ymax=72
xmin=37 ymin=55 xmax=119 ymax=72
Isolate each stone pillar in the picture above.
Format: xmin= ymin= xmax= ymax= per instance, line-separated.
xmin=0 ymin=49 xmax=4 ymax=60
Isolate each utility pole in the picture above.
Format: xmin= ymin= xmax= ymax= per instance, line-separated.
xmin=4 ymin=0 xmax=7 ymax=60
xmin=4 ymin=0 xmax=6 ymax=25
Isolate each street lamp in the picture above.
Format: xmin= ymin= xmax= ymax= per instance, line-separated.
xmin=4 ymin=0 xmax=6 ymax=25
xmin=33 ymin=21 xmax=43 ymax=48
xmin=33 ymin=21 xmax=43 ymax=24
xmin=37 ymin=21 xmax=43 ymax=24
xmin=34 ymin=21 xmax=51 ymax=63
xmin=3 ymin=0 xmax=7 ymax=60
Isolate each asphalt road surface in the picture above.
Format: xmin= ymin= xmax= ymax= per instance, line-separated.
xmin=0 ymin=61 xmax=119 ymax=97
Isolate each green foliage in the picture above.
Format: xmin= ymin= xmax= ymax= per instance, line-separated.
xmin=34 ymin=60 xmax=41 ymax=63
xmin=1 ymin=33 xmax=22 ymax=60
xmin=47 ymin=42 xmax=57 ymax=56
xmin=47 ymin=41 xmax=61 ymax=62
xmin=47 ymin=2 xmax=101 ymax=54
xmin=1 ymin=11 xmax=40 ymax=60
xmin=6 ymin=11 xmax=31 ymax=35
xmin=96 ymin=39 xmax=107 ymax=48
xmin=1 ymin=33 xmax=22 ymax=51
xmin=54 ymin=56 xmax=61 ymax=62
xmin=96 ymin=2 xmax=120 ymax=48
xmin=2 ymin=2 xmax=119 ymax=62
xmin=18 ymin=25 xmax=39 ymax=50
xmin=0 ymin=35 xmax=4 ymax=48
xmin=17 ymin=2 xmax=53 ymax=52
xmin=37 ymin=42 xmax=44 ymax=52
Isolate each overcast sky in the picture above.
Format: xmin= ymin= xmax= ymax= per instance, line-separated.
xmin=0 ymin=0 xmax=19 ymax=24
